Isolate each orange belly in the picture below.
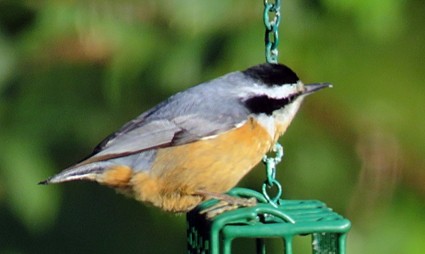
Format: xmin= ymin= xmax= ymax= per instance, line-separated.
xmin=130 ymin=117 xmax=273 ymax=212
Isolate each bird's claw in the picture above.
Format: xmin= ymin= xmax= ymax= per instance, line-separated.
xmin=199 ymin=196 xmax=257 ymax=219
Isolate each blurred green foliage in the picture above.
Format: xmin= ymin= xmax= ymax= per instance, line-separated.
xmin=0 ymin=0 xmax=424 ymax=253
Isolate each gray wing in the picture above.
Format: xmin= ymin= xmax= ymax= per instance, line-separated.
xmin=87 ymin=73 xmax=251 ymax=162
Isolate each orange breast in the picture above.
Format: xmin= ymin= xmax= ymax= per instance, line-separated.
xmin=131 ymin=117 xmax=273 ymax=212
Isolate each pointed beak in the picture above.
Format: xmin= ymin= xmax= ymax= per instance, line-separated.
xmin=304 ymin=82 xmax=332 ymax=95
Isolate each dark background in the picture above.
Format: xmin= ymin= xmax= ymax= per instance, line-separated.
xmin=0 ymin=0 xmax=424 ymax=253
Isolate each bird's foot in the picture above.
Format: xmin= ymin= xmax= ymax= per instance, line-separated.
xmin=198 ymin=192 xmax=257 ymax=219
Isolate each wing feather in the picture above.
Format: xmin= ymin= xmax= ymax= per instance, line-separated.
xmin=82 ymin=73 xmax=251 ymax=163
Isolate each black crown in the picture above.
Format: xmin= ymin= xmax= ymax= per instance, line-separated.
xmin=242 ymin=63 xmax=299 ymax=86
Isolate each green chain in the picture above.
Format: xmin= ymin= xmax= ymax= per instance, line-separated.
xmin=263 ymin=0 xmax=281 ymax=63
xmin=262 ymin=0 xmax=283 ymax=206
xmin=262 ymin=144 xmax=284 ymax=207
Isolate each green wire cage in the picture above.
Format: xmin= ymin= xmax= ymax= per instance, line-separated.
xmin=187 ymin=188 xmax=351 ymax=254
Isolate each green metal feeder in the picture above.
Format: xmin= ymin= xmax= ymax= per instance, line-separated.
xmin=187 ymin=188 xmax=351 ymax=254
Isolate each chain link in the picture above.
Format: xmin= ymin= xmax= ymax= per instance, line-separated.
xmin=263 ymin=0 xmax=281 ymax=63
xmin=261 ymin=0 xmax=283 ymax=206
xmin=262 ymin=143 xmax=284 ymax=207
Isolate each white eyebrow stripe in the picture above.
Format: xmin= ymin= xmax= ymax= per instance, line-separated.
xmin=241 ymin=81 xmax=304 ymax=99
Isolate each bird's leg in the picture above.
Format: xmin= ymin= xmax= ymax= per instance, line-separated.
xmin=196 ymin=190 xmax=257 ymax=219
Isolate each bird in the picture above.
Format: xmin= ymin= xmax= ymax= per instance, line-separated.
xmin=40 ymin=63 xmax=331 ymax=215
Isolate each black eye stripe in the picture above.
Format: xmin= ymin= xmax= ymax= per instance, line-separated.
xmin=244 ymin=92 xmax=302 ymax=115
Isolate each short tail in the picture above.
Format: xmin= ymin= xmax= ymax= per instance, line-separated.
xmin=39 ymin=161 xmax=115 ymax=185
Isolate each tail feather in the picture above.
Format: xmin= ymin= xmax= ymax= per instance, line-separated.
xmin=39 ymin=161 xmax=115 ymax=185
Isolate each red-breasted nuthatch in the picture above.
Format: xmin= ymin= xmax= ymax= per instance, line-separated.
xmin=40 ymin=63 xmax=330 ymax=213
